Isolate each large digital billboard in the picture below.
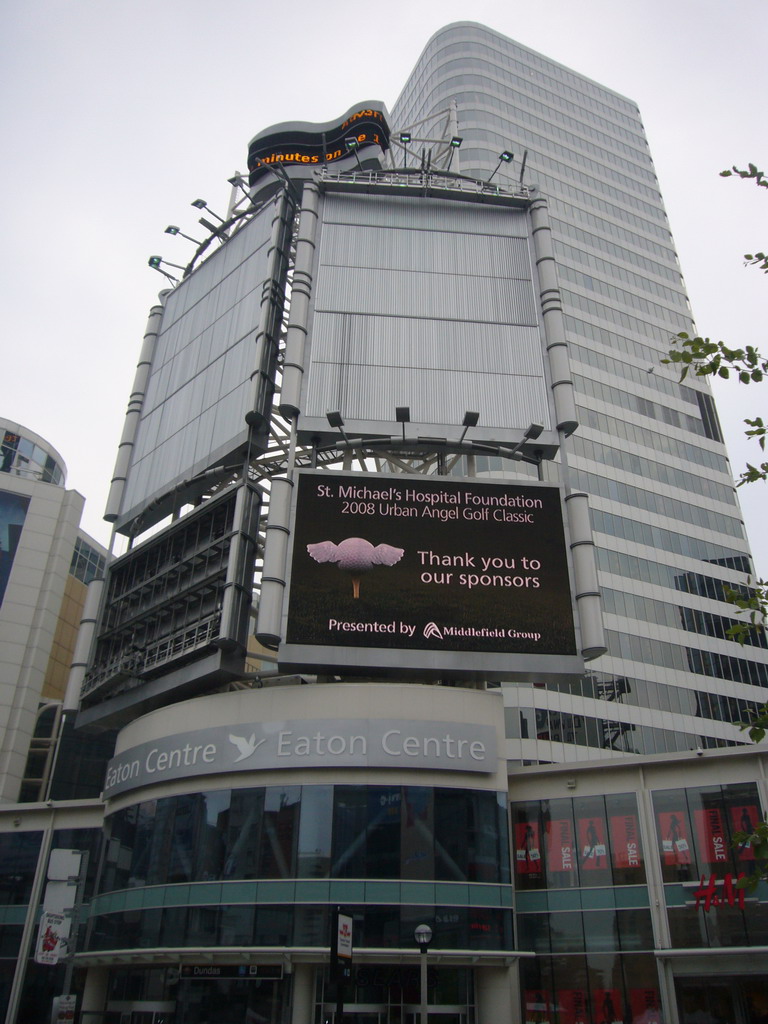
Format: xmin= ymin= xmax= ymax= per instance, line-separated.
xmin=279 ymin=471 xmax=582 ymax=680
xmin=247 ymin=103 xmax=390 ymax=188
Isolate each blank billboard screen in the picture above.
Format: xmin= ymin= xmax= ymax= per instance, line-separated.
xmin=299 ymin=194 xmax=551 ymax=444
xmin=118 ymin=204 xmax=280 ymax=526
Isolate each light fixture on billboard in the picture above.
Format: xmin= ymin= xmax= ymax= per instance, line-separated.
xmin=447 ymin=136 xmax=463 ymax=170
xmin=487 ymin=150 xmax=514 ymax=183
xmin=509 ymin=422 xmax=544 ymax=459
xmin=191 ymin=198 xmax=226 ymax=223
xmin=165 ymin=225 xmax=203 ymax=245
xmin=459 ymin=410 xmax=480 ymax=443
xmin=395 ymin=406 xmax=411 ymax=442
xmin=414 ymin=924 xmax=433 ymax=1024
xmin=147 ymin=255 xmax=181 ymax=284
xmin=399 ymin=132 xmax=412 ymax=168
xmin=227 ymin=174 xmax=252 ymax=201
xmin=345 ymin=136 xmax=364 ymax=171
xmin=326 ymin=411 xmax=351 ymax=445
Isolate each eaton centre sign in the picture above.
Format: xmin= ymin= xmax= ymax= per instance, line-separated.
xmin=103 ymin=717 xmax=497 ymax=798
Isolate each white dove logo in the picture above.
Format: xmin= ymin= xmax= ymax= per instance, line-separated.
xmin=229 ymin=733 xmax=266 ymax=762
xmin=424 ymin=622 xmax=443 ymax=640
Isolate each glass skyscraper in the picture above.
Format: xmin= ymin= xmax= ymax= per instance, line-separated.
xmin=393 ymin=22 xmax=767 ymax=763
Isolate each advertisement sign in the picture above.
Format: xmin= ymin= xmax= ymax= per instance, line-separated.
xmin=629 ymin=989 xmax=661 ymax=1024
xmin=514 ymin=821 xmax=542 ymax=874
xmin=693 ymin=808 xmax=730 ymax=866
xmin=729 ymin=804 xmax=759 ymax=862
xmin=281 ymin=471 xmax=580 ymax=679
xmin=594 ymin=990 xmax=622 ymax=1024
xmin=658 ymin=810 xmax=691 ymax=865
xmin=577 ymin=815 xmax=607 ymax=871
xmin=337 ymin=912 xmax=353 ymax=959
xmin=51 ymin=994 xmax=77 ymax=1023
xmin=558 ymin=989 xmax=588 ymax=1024
xmin=546 ymin=817 xmax=576 ymax=874
xmin=35 ymin=912 xmax=69 ymax=965
xmin=524 ymin=990 xmax=552 ymax=1024
xmin=248 ymin=104 xmax=390 ymax=187
xmin=609 ymin=814 xmax=642 ymax=870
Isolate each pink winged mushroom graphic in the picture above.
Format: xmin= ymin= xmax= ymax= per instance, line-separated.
xmin=307 ymin=537 xmax=404 ymax=598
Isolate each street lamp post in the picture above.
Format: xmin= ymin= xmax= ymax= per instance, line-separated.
xmin=414 ymin=924 xmax=433 ymax=1024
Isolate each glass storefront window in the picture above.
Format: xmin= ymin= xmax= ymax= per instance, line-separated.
xmin=0 ymin=832 xmax=42 ymax=904
xmin=511 ymin=794 xmax=646 ymax=890
xmin=652 ymin=782 xmax=763 ymax=885
xmin=102 ymin=785 xmax=510 ymax=890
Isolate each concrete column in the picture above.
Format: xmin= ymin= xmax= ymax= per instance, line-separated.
xmin=81 ymin=966 xmax=110 ymax=1019
xmin=475 ymin=964 xmax=516 ymax=1024
xmin=105 ymin=301 xmax=165 ymax=522
xmin=291 ymin=963 xmax=315 ymax=1024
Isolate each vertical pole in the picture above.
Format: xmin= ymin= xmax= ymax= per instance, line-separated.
xmin=420 ymin=947 xmax=428 ymax=1024
xmin=331 ymin=906 xmax=344 ymax=1024
xmin=5 ymin=816 xmax=55 ymax=1024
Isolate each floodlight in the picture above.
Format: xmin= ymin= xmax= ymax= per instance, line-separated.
xmin=147 ymin=255 xmax=185 ymax=271
xmin=459 ymin=410 xmax=479 ymax=443
xmin=487 ymin=150 xmax=514 ymax=183
xmin=326 ymin=410 xmax=350 ymax=445
xmin=165 ymin=225 xmax=202 ymax=245
xmin=345 ymin=137 xmax=364 ymax=171
xmin=396 ymin=406 xmax=410 ymax=442
xmin=191 ymin=198 xmax=225 ymax=223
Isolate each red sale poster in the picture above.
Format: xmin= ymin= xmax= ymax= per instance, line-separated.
xmin=693 ymin=808 xmax=729 ymax=866
xmin=657 ymin=810 xmax=691 ymax=865
xmin=629 ymin=988 xmax=661 ymax=1024
xmin=546 ymin=817 xmax=576 ymax=873
xmin=729 ymin=804 xmax=759 ymax=862
xmin=594 ymin=988 xmax=622 ymax=1024
xmin=524 ymin=989 xmax=551 ymax=1024
xmin=577 ymin=815 xmax=607 ymax=870
xmin=515 ymin=821 xmax=542 ymax=874
xmin=558 ymin=988 xmax=588 ymax=1024
xmin=609 ymin=813 xmax=642 ymax=869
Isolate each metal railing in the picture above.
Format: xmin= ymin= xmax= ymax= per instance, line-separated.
xmin=319 ymin=166 xmax=532 ymax=200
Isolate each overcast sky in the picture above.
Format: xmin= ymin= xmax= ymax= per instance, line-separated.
xmin=0 ymin=0 xmax=765 ymax=574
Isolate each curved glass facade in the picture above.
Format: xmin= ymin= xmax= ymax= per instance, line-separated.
xmin=0 ymin=423 xmax=65 ymax=485
xmin=90 ymin=784 xmax=513 ymax=953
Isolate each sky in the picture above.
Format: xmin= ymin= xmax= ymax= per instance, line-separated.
xmin=0 ymin=0 xmax=765 ymax=573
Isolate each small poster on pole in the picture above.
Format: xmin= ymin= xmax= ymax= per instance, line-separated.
xmin=35 ymin=912 xmax=69 ymax=965
xmin=336 ymin=912 xmax=353 ymax=960
xmin=51 ymin=994 xmax=77 ymax=1023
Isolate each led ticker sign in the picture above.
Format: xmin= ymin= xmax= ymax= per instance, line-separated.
xmin=281 ymin=470 xmax=581 ymax=679
xmin=247 ymin=103 xmax=390 ymax=187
